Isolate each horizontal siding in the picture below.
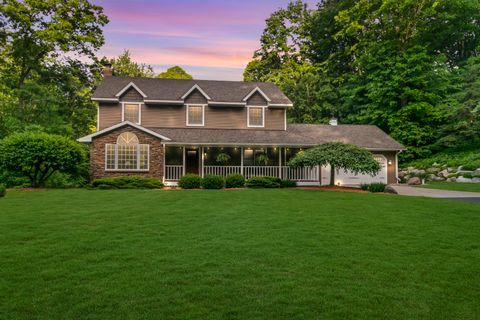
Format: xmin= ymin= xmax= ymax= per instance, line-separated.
xmin=247 ymin=91 xmax=268 ymax=106
xmin=265 ymin=108 xmax=285 ymax=130
xmin=142 ymin=105 xmax=185 ymax=127
xmin=185 ymin=89 xmax=208 ymax=104
xmin=205 ymin=107 xmax=246 ymax=129
xmin=120 ymin=87 xmax=144 ymax=102
xmin=99 ymin=103 xmax=122 ymax=130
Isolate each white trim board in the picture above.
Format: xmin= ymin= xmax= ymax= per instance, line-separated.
xmin=77 ymin=121 xmax=171 ymax=143
xmin=181 ymin=84 xmax=211 ymax=100
xmin=115 ymin=82 xmax=147 ymax=98
xmin=243 ymin=87 xmax=271 ymax=102
xmin=121 ymin=102 xmax=142 ymax=125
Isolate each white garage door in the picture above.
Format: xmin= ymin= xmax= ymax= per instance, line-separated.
xmin=321 ymin=155 xmax=388 ymax=186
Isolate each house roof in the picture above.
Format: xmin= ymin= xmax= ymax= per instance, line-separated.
xmin=148 ymin=124 xmax=405 ymax=150
xmin=77 ymin=121 xmax=171 ymax=143
xmin=93 ymin=77 xmax=293 ymax=106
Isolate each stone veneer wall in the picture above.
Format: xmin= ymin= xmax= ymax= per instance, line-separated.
xmin=90 ymin=126 xmax=164 ymax=180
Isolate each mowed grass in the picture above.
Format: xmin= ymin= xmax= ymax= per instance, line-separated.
xmin=0 ymin=189 xmax=479 ymax=319
xmin=418 ymin=181 xmax=480 ymax=192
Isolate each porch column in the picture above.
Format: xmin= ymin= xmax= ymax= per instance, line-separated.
xmin=201 ymin=146 xmax=204 ymax=178
xmin=279 ymin=147 xmax=282 ymax=179
xmin=182 ymin=146 xmax=186 ymax=175
xmin=240 ymin=147 xmax=244 ymax=175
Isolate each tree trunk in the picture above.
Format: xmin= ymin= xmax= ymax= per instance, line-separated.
xmin=330 ymin=164 xmax=335 ymax=186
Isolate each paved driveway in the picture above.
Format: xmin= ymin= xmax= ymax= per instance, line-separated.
xmin=389 ymin=185 xmax=480 ymax=203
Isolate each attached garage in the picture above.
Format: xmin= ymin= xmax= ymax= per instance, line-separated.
xmin=321 ymin=155 xmax=388 ymax=186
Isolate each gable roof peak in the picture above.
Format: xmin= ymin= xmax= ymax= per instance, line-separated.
xmin=243 ymin=87 xmax=271 ymax=102
xmin=115 ymin=82 xmax=147 ymax=98
xmin=181 ymin=84 xmax=211 ymax=100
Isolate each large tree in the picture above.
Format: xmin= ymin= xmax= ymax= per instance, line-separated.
xmin=288 ymin=142 xmax=381 ymax=186
xmin=107 ymin=50 xmax=155 ymax=78
xmin=158 ymin=66 xmax=193 ymax=80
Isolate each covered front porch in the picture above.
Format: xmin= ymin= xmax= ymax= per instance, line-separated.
xmin=163 ymin=145 xmax=320 ymax=185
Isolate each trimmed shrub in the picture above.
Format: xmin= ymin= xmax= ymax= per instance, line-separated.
xmin=368 ymin=183 xmax=386 ymax=193
xmin=91 ymin=176 xmax=164 ymax=189
xmin=0 ymin=184 xmax=6 ymax=197
xmin=360 ymin=183 xmax=370 ymax=191
xmin=202 ymin=175 xmax=225 ymax=189
xmin=246 ymin=176 xmax=282 ymax=188
xmin=178 ymin=174 xmax=201 ymax=189
xmin=280 ymin=179 xmax=296 ymax=188
xmin=225 ymin=174 xmax=245 ymax=188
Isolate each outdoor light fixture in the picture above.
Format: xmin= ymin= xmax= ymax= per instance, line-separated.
xmin=388 ymin=160 xmax=393 ymax=165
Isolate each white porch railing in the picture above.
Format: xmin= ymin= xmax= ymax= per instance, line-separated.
xmin=204 ymin=166 xmax=242 ymax=176
xmin=165 ymin=165 xmax=319 ymax=182
xmin=281 ymin=166 xmax=319 ymax=181
xmin=165 ymin=165 xmax=183 ymax=181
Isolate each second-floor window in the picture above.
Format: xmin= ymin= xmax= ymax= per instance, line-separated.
xmin=187 ymin=104 xmax=205 ymax=126
xmin=123 ymin=103 xmax=141 ymax=124
xmin=248 ymin=106 xmax=265 ymax=127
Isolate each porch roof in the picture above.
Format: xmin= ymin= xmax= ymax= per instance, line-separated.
xmin=150 ymin=124 xmax=405 ymax=151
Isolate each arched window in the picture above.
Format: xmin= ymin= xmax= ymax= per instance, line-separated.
xmin=105 ymin=132 xmax=149 ymax=171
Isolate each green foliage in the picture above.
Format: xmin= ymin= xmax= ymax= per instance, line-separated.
xmin=404 ymin=146 xmax=480 ymax=170
xmin=255 ymin=154 xmax=270 ymax=166
xmin=245 ymin=0 xmax=480 ymax=161
xmin=246 ymin=176 xmax=282 ymax=188
xmin=108 ymin=50 xmax=155 ymax=77
xmin=225 ymin=174 xmax=246 ymax=188
xmin=368 ymin=183 xmax=386 ymax=193
xmin=288 ymin=142 xmax=380 ymax=186
xmin=178 ymin=174 xmax=202 ymax=189
xmin=157 ymin=66 xmax=193 ymax=80
xmin=0 ymin=0 xmax=108 ymax=137
xmin=0 ymin=170 xmax=29 ymax=188
xmin=0 ymin=133 xmax=86 ymax=187
xmin=201 ymin=175 xmax=225 ymax=189
xmin=360 ymin=183 xmax=370 ymax=191
xmin=461 ymin=172 xmax=473 ymax=179
xmin=0 ymin=184 xmax=6 ymax=197
xmin=215 ymin=153 xmax=231 ymax=165
xmin=280 ymin=179 xmax=297 ymax=188
xmin=91 ymin=176 xmax=164 ymax=189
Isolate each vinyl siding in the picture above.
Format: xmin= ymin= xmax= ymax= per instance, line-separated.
xmin=265 ymin=109 xmax=285 ymax=130
xmin=98 ymin=103 xmax=122 ymax=130
xmin=142 ymin=105 xmax=185 ymax=128
xmin=185 ymin=89 xmax=208 ymax=104
xmin=246 ymin=91 xmax=268 ymax=106
xmin=119 ymin=87 xmax=144 ymax=102
xmin=205 ymin=107 xmax=246 ymax=129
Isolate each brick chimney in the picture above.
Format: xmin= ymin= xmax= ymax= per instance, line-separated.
xmin=101 ymin=63 xmax=113 ymax=77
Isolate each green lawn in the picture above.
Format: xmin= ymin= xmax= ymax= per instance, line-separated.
xmin=418 ymin=181 xmax=480 ymax=192
xmin=0 ymin=189 xmax=479 ymax=319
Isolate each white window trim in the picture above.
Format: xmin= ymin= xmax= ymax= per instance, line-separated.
xmin=247 ymin=105 xmax=266 ymax=128
xmin=186 ymin=104 xmax=206 ymax=127
xmin=105 ymin=143 xmax=150 ymax=172
xmin=243 ymin=87 xmax=271 ymax=102
xmin=121 ymin=102 xmax=142 ymax=125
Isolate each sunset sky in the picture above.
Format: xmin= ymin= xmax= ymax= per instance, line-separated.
xmin=96 ymin=0 xmax=317 ymax=80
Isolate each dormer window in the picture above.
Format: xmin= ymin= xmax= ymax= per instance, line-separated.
xmin=186 ymin=104 xmax=205 ymax=126
xmin=122 ymin=103 xmax=141 ymax=124
xmin=247 ymin=106 xmax=265 ymax=128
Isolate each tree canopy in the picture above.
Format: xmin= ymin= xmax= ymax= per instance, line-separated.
xmin=245 ymin=0 xmax=480 ymax=161
xmin=288 ymin=142 xmax=381 ymax=185
xmin=106 ymin=50 xmax=155 ymax=78
xmin=0 ymin=132 xmax=86 ymax=187
xmin=158 ymin=66 xmax=193 ymax=80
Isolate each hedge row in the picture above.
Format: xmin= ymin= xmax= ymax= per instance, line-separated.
xmin=178 ymin=174 xmax=296 ymax=189
xmin=0 ymin=184 xmax=6 ymax=197
xmin=91 ymin=176 xmax=164 ymax=189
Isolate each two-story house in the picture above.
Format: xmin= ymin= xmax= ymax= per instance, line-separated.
xmin=78 ymin=68 xmax=404 ymax=186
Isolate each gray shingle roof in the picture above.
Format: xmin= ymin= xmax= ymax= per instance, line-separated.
xmin=93 ymin=76 xmax=292 ymax=105
xmin=149 ymin=124 xmax=404 ymax=150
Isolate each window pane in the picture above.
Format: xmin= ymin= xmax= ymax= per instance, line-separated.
xmin=117 ymin=145 xmax=138 ymax=170
xmin=139 ymin=145 xmax=149 ymax=170
xmin=249 ymin=107 xmax=263 ymax=126
xmin=165 ymin=146 xmax=183 ymax=165
xmin=124 ymin=104 xmax=139 ymax=123
xmin=188 ymin=105 xmax=203 ymax=125
xmin=106 ymin=144 xmax=116 ymax=169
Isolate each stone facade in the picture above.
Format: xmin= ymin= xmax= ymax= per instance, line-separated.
xmin=89 ymin=125 xmax=164 ymax=180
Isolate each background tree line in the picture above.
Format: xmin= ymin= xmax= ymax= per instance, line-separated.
xmin=244 ymin=0 xmax=480 ymax=161
xmin=0 ymin=0 xmax=192 ymax=139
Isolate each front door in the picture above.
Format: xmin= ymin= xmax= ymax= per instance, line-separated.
xmin=185 ymin=148 xmax=200 ymax=174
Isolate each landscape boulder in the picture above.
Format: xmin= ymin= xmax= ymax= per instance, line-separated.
xmin=384 ymin=185 xmax=398 ymax=194
xmin=438 ymin=169 xmax=449 ymax=178
xmin=457 ymin=176 xmax=473 ymax=183
xmin=472 ymin=178 xmax=480 ymax=183
xmin=447 ymin=177 xmax=457 ymax=182
xmin=408 ymin=177 xmax=422 ymax=185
